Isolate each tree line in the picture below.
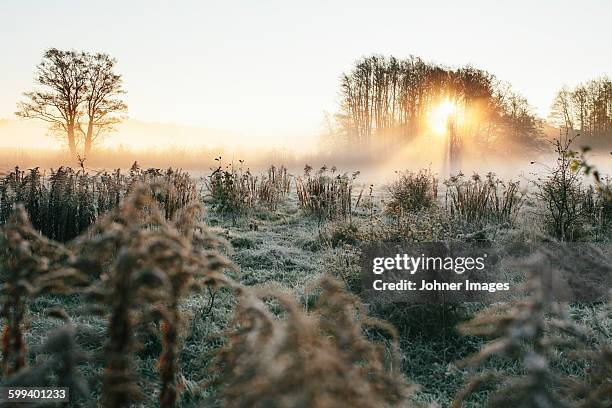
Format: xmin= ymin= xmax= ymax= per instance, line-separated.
xmin=550 ymin=77 xmax=612 ymax=145
xmin=326 ymin=55 xmax=544 ymax=156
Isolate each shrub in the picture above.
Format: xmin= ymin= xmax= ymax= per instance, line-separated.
xmin=386 ymin=169 xmax=438 ymax=216
xmin=205 ymin=161 xmax=252 ymax=216
xmin=204 ymin=159 xmax=291 ymax=217
xmin=533 ymin=135 xmax=590 ymax=241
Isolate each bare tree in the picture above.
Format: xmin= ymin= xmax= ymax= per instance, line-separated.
xmin=16 ymin=48 xmax=127 ymax=159
xmin=550 ymin=87 xmax=575 ymax=132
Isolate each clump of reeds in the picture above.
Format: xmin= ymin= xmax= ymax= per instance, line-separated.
xmin=211 ymin=276 xmax=413 ymax=408
xmin=386 ymin=169 xmax=438 ymax=216
xmin=268 ymin=164 xmax=291 ymax=195
xmin=0 ymin=205 xmax=85 ymax=377
xmin=256 ymin=165 xmax=292 ymax=211
xmin=205 ymin=159 xmax=293 ymax=216
xmin=0 ymin=166 xmax=97 ymax=241
xmin=296 ymin=165 xmax=359 ymax=225
xmin=71 ymin=183 xmax=234 ymax=408
xmin=95 ymin=168 xmax=123 ymax=214
xmin=0 ymin=166 xmax=45 ymax=229
xmin=0 ymin=164 xmax=198 ymax=242
xmin=127 ymin=162 xmax=199 ymax=220
xmin=44 ymin=166 xmax=97 ymax=241
xmin=444 ymin=172 xmax=524 ymax=228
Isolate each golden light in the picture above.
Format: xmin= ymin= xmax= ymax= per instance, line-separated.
xmin=428 ymin=98 xmax=457 ymax=135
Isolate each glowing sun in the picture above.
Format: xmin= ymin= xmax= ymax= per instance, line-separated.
xmin=428 ymin=99 xmax=457 ymax=135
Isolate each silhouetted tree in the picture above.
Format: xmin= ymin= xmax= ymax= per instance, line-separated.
xmin=16 ymin=48 xmax=127 ymax=159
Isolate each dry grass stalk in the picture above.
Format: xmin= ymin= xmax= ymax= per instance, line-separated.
xmin=0 ymin=164 xmax=198 ymax=242
xmin=445 ymin=172 xmax=524 ymax=227
xmin=296 ymin=165 xmax=359 ymax=225
xmin=257 ymin=165 xmax=292 ymax=210
xmin=0 ymin=205 xmax=84 ymax=377
xmin=71 ymin=183 xmax=235 ymax=407
xmin=211 ymin=276 xmax=414 ymax=408
xmin=453 ymin=253 xmax=587 ymax=407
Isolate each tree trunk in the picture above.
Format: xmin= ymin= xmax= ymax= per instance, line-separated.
xmin=84 ymin=120 xmax=94 ymax=158
xmin=67 ymin=126 xmax=77 ymax=159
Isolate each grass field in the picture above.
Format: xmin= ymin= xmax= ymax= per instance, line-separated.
xmin=1 ymin=159 xmax=611 ymax=407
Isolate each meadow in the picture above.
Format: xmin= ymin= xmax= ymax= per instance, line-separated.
xmin=0 ymin=138 xmax=611 ymax=408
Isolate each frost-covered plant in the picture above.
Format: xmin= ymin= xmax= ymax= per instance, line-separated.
xmin=296 ymin=165 xmax=359 ymax=225
xmin=72 ymin=184 xmax=234 ymax=407
xmin=204 ymin=158 xmax=256 ymax=218
xmin=211 ymin=276 xmax=414 ymax=408
xmin=0 ymin=205 xmax=84 ymax=376
xmin=0 ymin=164 xmax=198 ymax=242
xmin=452 ymin=252 xmax=588 ymax=407
xmin=445 ymin=172 xmax=524 ymax=228
xmin=386 ymin=169 xmax=438 ymax=216
xmin=257 ymin=164 xmax=292 ymax=211
xmin=532 ymin=134 xmax=591 ymax=241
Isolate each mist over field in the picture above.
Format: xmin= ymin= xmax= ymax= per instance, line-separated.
xmin=1 ymin=118 xmax=610 ymax=187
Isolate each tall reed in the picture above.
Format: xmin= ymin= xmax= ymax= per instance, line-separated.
xmin=296 ymin=165 xmax=359 ymax=225
xmin=211 ymin=276 xmax=413 ymax=407
xmin=0 ymin=205 xmax=84 ymax=376
xmin=71 ymin=183 xmax=234 ymax=407
xmin=205 ymin=159 xmax=292 ymax=216
xmin=444 ymin=172 xmax=524 ymax=227
xmin=0 ymin=165 xmax=198 ymax=241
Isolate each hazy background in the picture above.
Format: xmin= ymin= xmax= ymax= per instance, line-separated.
xmin=1 ymin=0 xmax=611 ymax=153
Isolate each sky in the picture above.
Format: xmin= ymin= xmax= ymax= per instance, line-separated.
xmin=1 ymin=0 xmax=611 ymax=147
